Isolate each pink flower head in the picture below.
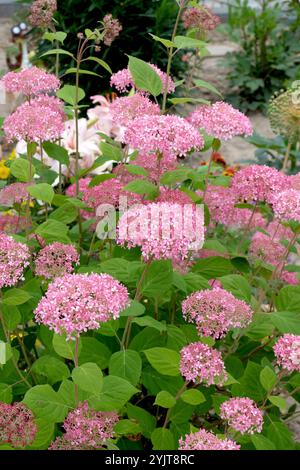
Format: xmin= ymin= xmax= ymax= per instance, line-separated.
xmin=290 ymin=173 xmax=300 ymax=190
xmin=273 ymin=334 xmax=300 ymax=373
xmin=110 ymin=64 xmax=175 ymax=94
xmin=28 ymin=0 xmax=57 ymax=28
xmin=34 ymin=273 xmax=129 ymax=339
xmin=156 ymin=188 xmax=192 ymax=205
xmin=180 ymin=342 xmax=227 ymax=386
xmin=249 ymin=232 xmax=285 ymax=266
xmin=271 ymin=189 xmax=300 ymax=223
xmin=182 ymin=287 xmax=253 ymax=339
xmin=132 ymin=152 xmax=178 ymax=184
xmin=0 ymin=213 xmax=29 ymax=234
xmin=266 ymin=221 xmax=294 ymax=242
xmin=201 ymin=185 xmax=236 ymax=225
xmin=220 ymin=397 xmax=263 ymax=435
xmin=82 ymin=178 xmax=142 ymax=211
xmin=231 ymin=165 xmax=290 ymax=204
xmin=102 ymin=14 xmax=122 ymax=46
xmin=34 ymin=242 xmax=79 ymax=280
xmin=0 ymin=402 xmax=37 ymax=448
xmin=182 ymin=6 xmax=221 ymax=31
xmin=188 ymin=102 xmax=252 ymax=140
xmin=179 ymin=429 xmax=240 ymax=451
xmin=3 ymin=95 xmax=65 ymax=143
xmin=110 ymin=94 xmax=160 ymax=127
xmin=123 ymin=114 xmax=204 ymax=158
xmin=117 ymin=202 xmax=205 ymax=263
xmin=0 ymin=183 xmax=29 ymax=206
xmin=229 ymin=208 xmax=267 ymax=230
xmin=0 ymin=233 xmax=30 ymax=288
xmin=281 ymin=271 xmax=299 ymax=285
xmin=66 ymin=177 xmax=92 ymax=197
xmin=1 ymin=66 xmax=60 ymax=97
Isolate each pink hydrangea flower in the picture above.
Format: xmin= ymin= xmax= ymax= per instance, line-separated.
xmin=182 ymin=287 xmax=253 ymax=339
xmin=179 ymin=429 xmax=240 ymax=451
xmin=0 ymin=234 xmax=30 ymax=288
xmin=290 ymin=173 xmax=300 ymax=190
xmin=188 ymin=102 xmax=253 ymax=140
xmin=182 ymin=6 xmax=221 ymax=31
xmin=180 ymin=342 xmax=228 ymax=386
xmin=132 ymin=152 xmax=178 ymax=184
xmin=110 ymin=64 xmax=175 ymax=94
xmin=34 ymin=242 xmax=79 ymax=280
xmin=66 ymin=178 xmax=92 ymax=197
xmin=271 ymin=189 xmax=300 ymax=223
xmin=3 ymin=95 xmax=65 ymax=143
xmin=0 ymin=402 xmax=37 ymax=448
xmin=82 ymin=178 xmax=143 ymax=210
xmin=273 ymin=334 xmax=300 ymax=373
xmin=220 ymin=397 xmax=263 ymax=435
xmin=1 ymin=66 xmax=60 ymax=97
xmin=231 ymin=165 xmax=290 ymax=204
xmin=117 ymin=202 xmax=205 ymax=263
xmin=249 ymin=232 xmax=286 ymax=266
xmin=229 ymin=208 xmax=267 ymax=230
xmin=156 ymin=188 xmax=192 ymax=205
xmin=34 ymin=273 xmax=129 ymax=339
xmin=110 ymin=94 xmax=160 ymax=127
xmin=0 ymin=183 xmax=29 ymax=206
xmin=29 ymin=0 xmax=57 ymax=28
xmin=0 ymin=213 xmax=29 ymax=234
xmin=266 ymin=221 xmax=294 ymax=242
xmin=281 ymin=271 xmax=299 ymax=285
xmin=123 ymin=115 xmax=204 ymax=158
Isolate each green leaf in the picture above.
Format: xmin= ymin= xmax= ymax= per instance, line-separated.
xmin=23 ymin=385 xmax=68 ymax=423
xmin=72 ymin=362 xmax=103 ymax=395
xmin=232 ymin=361 xmax=265 ymax=401
xmin=218 ymin=274 xmax=251 ymax=302
xmin=266 ymin=422 xmax=295 ymax=450
xmin=0 ymin=383 xmax=12 ymax=403
xmin=10 ymin=159 xmax=35 ymax=182
xmin=160 ymin=168 xmax=192 ymax=186
xmin=174 ymin=35 xmax=206 ymax=49
xmin=149 ymin=33 xmax=176 ymax=48
xmin=168 ymin=97 xmax=210 ymax=105
xmin=2 ymin=289 xmax=31 ymax=306
xmin=127 ymin=403 xmax=156 ymax=439
xmin=154 ymin=390 xmax=176 ymax=408
xmin=251 ymin=434 xmax=276 ymax=450
xmin=132 ymin=316 xmax=166 ymax=333
xmin=192 ymin=256 xmax=233 ymax=279
xmin=260 ymin=366 xmax=277 ymax=392
xmin=27 ymin=183 xmax=54 ymax=204
xmin=141 ymin=260 xmax=173 ymax=300
xmin=78 ymin=338 xmax=111 ymax=370
xmin=40 ymin=48 xmax=74 ymax=59
xmin=114 ymin=419 xmax=141 ymax=436
xmin=50 ymin=203 xmax=78 ymax=224
xmin=128 ymin=55 xmax=162 ymax=96
xmin=35 ymin=219 xmax=70 ymax=244
xmin=143 ymin=348 xmax=180 ymax=376
xmin=0 ymin=341 xmax=12 ymax=365
xmin=271 ymin=311 xmax=300 ymax=334
xmin=57 ymin=84 xmax=85 ymax=106
xmin=181 ymin=389 xmax=206 ymax=405
xmin=29 ymin=418 xmax=55 ymax=450
xmin=123 ymin=179 xmax=159 ymax=199
xmin=52 ymin=333 xmax=82 ymax=360
xmin=98 ymin=258 xmax=142 ymax=284
xmin=120 ymin=300 xmax=145 ymax=317
xmin=65 ymin=67 xmax=101 ymax=78
xmin=88 ymin=376 xmax=139 ymax=411
xmin=268 ymin=395 xmax=286 ymax=412
xmin=125 ymin=164 xmax=149 ymax=176
xmin=151 ymin=428 xmax=176 ymax=450
xmin=193 ymin=78 xmax=223 ymax=97
xmin=100 ymin=142 xmax=122 ymax=161
xmin=31 ymin=355 xmax=70 ymax=385
xmin=275 ymin=286 xmax=300 ymax=312
xmin=42 ymin=142 xmax=69 ymax=165
xmin=109 ymin=350 xmax=142 ymax=386
xmin=86 ymin=56 xmax=112 ymax=74
xmin=43 ymin=32 xmax=67 ymax=44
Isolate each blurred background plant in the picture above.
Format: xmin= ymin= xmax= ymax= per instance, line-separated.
xmin=222 ymin=0 xmax=300 ymax=112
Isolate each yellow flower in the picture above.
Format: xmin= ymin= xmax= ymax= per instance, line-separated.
xmin=9 ymin=149 xmax=16 ymax=160
xmin=0 ymin=165 xmax=10 ymax=179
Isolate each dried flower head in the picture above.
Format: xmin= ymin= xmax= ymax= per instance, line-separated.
xmin=182 ymin=6 xmax=221 ymax=31
xmin=29 ymin=0 xmax=57 ymax=28
xmin=102 ymin=14 xmax=122 ymax=46
xmin=0 ymin=402 xmax=37 ymax=448
xmin=220 ymin=397 xmax=263 ymax=435
xmin=268 ymin=86 xmax=300 ymax=143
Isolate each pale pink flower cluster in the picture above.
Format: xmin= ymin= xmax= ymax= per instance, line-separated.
xmin=231 ymin=165 xmax=290 ymax=203
xmin=281 ymin=271 xmax=299 ymax=285
xmin=182 ymin=6 xmax=221 ymax=31
xmin=0 ymin=402 xmax=37 ymax=449
xmin=34 ymin=242 xmax=79 ymax=280
xmin=156 ymin=188 xmax=192 ymax=205
xmin=66 ymin=177 xmax=92 ymax=197
xmin=220 ymin=397 xmax=263 ymax=435
xmin=273 ymin=334 xmax=300 ymax=373
xmin=83 ymin=178 xmax=142 ymax=210
xmin=182 ymin=287 xmax=253 ymax=339
xmin=290 ymin=173 xmax=300 ymax=190
xmin=34 ymin=273 xmax=129 ymax=339
xmin=0 ymin=213 xmax=29 ymax=234
xmin=188 ymin=102 xmax=252 ymax=140
xmin=1 ymin=66 xmax=60 ymax=97
xmin=249 ymin=232 xmax=285 ymax=266
xmin=123 ymin=115 xmax=204 ymax=158
xmin=110 ymin=94 xmax=160 ymax=127
xmin=0 ymin=183 xmax=29 ymax=206
xmin=266 ymin=221 xmax=294 ymax=241
xmin=3 ymin=95 xmax=65 ymax=143
xmin=117 ymin=202 xmax=205 ymax=263
xmin=102 ymin=14 xmax=122 ymax=46
xmin=180 ymin=342 xmax=227 ymax=386
xmin=271 ymin=189 xmax=300 ymax=223
xmin=110 ymin=64 xmax=175 ymax=94
xmin=28 ymin=0 xmax=57 ymax=28
xmin=0 ymin=234 xmax=30 ymax=288
xmin=49 ymin=402 xmax=118 ymax=450
xmin=179 ymin=429 xmax=240 ymax=451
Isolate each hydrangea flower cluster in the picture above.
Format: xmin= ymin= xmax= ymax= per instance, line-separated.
xmin=102 ymin=14 xmax=122 ymax=46
xmin=0 ymin=234 xmax=30 ymax=288
xmin=0 ymin=213 xmax=29 ymax=234
xmin=123 ymin=115 xmax=204 ymax=159
xmin=180 ymin=342 xmax=227 ymax=386
xmin=131 ymin=152 xmax=178 ymax=184
xmin=82 ymin=178 xmax=142 ymax=211
xmin=110 ymin=64 xmax=175 ymax=94
xmin=281 ymin=271 xmax=299 ymax=285
xmin=110 ymin=94 xmax=160 ymax=127
xmin=249 ymin=232 xmax=286 ymax=266
xmin=49 ymin=402 xmax=119 ymax=450
xmin=220 ymin=397 xmax=263 ymax=435
xmin=1 ymin=66 xmax=60 ymax=97
xmin=0 ymin=183 xmax=29 ymax=206
xmin=179 ymin=429 xmax=240 ymax=451
xmin=156 ymin=188 xmax=192 ymax=205
xmin=273 ymin=334 xmax=300 ymax=373
xmin=117 ymin=202 xmax=205 ymax=263
xmin=28 ymin=0 xmax=57 ymax=28
xmin=34 ymin=273 xmax=129 ymax=339
xmin=182 ymin=6 xmax=221 ymax=31
xmin=66 ymin=177 xmax=92 ymax=197
xmin=182 ymin=287 xmax=253 ymax=339
xmin=229 ymin=208 xmax=267 ymax=230
xmin=34 ymin=242 xmax=79 ymax=280
xmin=271 ymin=189 xmax=300 ymax=223
xmin=231 ymin=165 xmax=290 ymax=204
xmin=188 ymin=102 xmax=253 ymax=140
xmin=0 ymin=402 xmax=37 ymax=448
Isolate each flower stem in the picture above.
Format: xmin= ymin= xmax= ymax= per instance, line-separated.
xmin=74 ymin=336 xmax=80 ymax=406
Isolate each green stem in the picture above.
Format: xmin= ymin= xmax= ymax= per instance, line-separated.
xmin=162 ymin=381 xmax=189 ymax=429
xmin=282 ymin=142 xmax=292 ymax=173
xmin=74 ymin=336 xmax=80 ymax=406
